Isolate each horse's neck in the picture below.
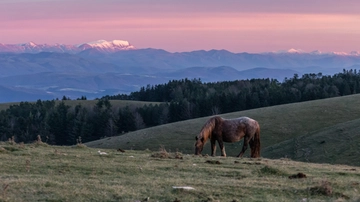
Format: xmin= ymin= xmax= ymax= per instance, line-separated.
xmin=203 ymin=120 xmax=217 ymax=141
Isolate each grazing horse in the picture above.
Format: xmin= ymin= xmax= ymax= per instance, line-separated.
xmin=195 ymin=116 xmax=261 ymax=158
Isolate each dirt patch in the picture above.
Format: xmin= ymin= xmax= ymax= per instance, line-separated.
xmin=117 ymin=148 xmax=125 ymax=152
xmin=150 ymin=147 xmax=183 ymax=159
xmin=289 ymin=172 xmax=307 ymax=179
xmin=205 ymin=160 xmax=221 ymax=164
xmin=309 ymin=181 xmax=332 ymax=196
xmin=309 ymin=181 xmax=350 ymax=199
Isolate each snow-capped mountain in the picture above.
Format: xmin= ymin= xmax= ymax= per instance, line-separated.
xmin=77 ymin=40 xmax=135 ymax=52
xmin=0 ymin=40 xmax=135 ymax=54
xmin=267 ymin=48 xmax=360 ymax=56
xmin=0 ymin=40 xmax=359 ymax=56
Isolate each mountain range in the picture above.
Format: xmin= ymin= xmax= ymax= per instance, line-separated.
xmin=1 ymin=40 xmax=360 ymax=103
xmin=0 ymin=40 xmax=135 ymax=54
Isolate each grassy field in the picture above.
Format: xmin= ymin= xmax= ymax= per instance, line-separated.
xmin=86 ymin=94 xmax=360 ymax=166
xmin=1 ymin=141 xmax=359 ymax=201
xmin=0 ymin=99 xmax=161 ymax=111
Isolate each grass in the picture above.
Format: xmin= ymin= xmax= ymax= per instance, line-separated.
xmin=86 ymin=94 xmax=360 ymax=165
xmin=1 ymin=142 xmax=360 ymax=201
xmin=263 ymin=118 xmax=360 ymax=166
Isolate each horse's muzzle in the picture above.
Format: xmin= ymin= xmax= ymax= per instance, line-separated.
xmin=195 ymin=148 xmax=202 ymax=155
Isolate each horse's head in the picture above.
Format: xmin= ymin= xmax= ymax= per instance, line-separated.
xmin=194 ymin=136 xmax=204 ymax=155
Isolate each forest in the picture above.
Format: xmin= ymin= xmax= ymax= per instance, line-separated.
xmin=0 ymin=69 xmax=359 ymax=145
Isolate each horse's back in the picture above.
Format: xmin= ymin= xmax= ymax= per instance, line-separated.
xmin=234 ymin=116 xmax=259 ymax=133
xmin=234 ymin=116 xmax=258 ymax=125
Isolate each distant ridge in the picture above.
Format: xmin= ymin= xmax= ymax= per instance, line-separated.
xmin=0 ymin=40 xmax=135 ymax=54
xmin=1 ymin=40 xmax=360 ymax=102
xmin=0 ymin=40 xmax=359 ymax=56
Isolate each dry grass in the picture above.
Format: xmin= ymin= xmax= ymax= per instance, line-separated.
xmin=150 ymin=146 xmax=183 ymax=159
xmin=1 ymin=142 xmax=360 ymax=201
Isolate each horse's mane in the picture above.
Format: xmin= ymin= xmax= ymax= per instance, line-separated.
xmin=198 ymin=116 xmax=223 ymax=143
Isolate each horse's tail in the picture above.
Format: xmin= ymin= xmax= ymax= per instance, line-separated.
xmin=250 ymin=123 xmax=261 ymax=158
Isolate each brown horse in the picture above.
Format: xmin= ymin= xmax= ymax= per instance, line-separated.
xmin=195 ymin=116 xmax=261 ymax=158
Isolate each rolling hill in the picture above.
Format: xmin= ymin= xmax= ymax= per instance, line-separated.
xmin=85 ymin=94 xmax=360 ymax=166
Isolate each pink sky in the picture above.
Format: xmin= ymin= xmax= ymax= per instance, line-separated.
xmin=0 ymin=0 xmax=359 ymax=53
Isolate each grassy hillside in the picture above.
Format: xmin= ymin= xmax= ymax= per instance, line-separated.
xmin=1 ymin=142 xmax=359 ymax=201
xmin=86 ymin=94 xmax=360 ymax=166
xmin=263 ymin=118 xmax=360 ymax=166
xmin=0 ymin=99 xmax=161 ymax=111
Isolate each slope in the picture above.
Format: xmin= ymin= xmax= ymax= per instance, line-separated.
xmin=85 ymin=94 xmax=360 ymax=165
xmin=263 ymin=118 xmax=360 ymax=166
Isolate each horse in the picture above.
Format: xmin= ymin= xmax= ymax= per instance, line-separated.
xmin=194 ymin=116 xmax=261 ymax=158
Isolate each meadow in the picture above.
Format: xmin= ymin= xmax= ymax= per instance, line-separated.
xmin=1 ymin=141 xmax=359 ymax=201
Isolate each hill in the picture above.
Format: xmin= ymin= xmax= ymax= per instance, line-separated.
xmin=0 ymin=142 xmax=359 ymax=201
xmin=85 ymin=94 xmax=360 ymax=166
xmin=263 ymin=118 xmax=360 ymax=165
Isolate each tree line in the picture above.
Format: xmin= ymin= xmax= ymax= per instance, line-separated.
xmin=1 ymin=69 xmax=359 ymax=145
xmin=105 ymin=69 xmax=359 ymax=118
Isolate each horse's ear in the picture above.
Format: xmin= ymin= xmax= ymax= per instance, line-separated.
xmin=195 ymin=136 xmax=198 ymax=141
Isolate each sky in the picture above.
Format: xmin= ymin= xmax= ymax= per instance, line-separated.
xmin=0 ymin=0 xmax=359 ymax=53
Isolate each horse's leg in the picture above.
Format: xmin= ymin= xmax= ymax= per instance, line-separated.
xmin=218 ymin=140 xmax=226 ymax=157
xmin=237 ymin=136 xmax=250 ymax=157
xmin=249 ymin=138 xmax=255 ymax=157
xmin=211 ymin=139 xmax=216 ymax=156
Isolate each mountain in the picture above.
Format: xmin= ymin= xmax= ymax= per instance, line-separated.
xmin=76 ymin=48 xmax=360 ymax=75
xmin=77 ymin=40 xmax=135 ymax=53
xmin=0 ymin=52 xmax=121 ymax=77
xmin=0 ymin=40 xmax=135 ymax=54
xmin=1 ymin=40 xmax=360 ymax=103
xmin=0 ymin=42 xmax=79 ymax=54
